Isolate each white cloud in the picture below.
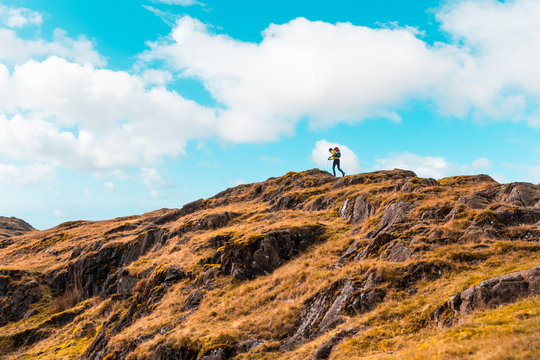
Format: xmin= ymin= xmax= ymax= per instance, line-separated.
xmin=104 ymin=182 xmax=115 ymax=193
xmin=375 ymin=153 xmax=496 ymax=179
xmin=1 ymin=0 xmax=539 ymax=186
xmin=0 ymin=57 xmax=217 ymax=171
xmin=0 ymin=5 xmax=42 ymax=28
xmin=142 ymin=16 xmax=456 ymax=142
xmin=140 ymin=167 xmax=173 ymax=188
xmin=435 ymin=0 xmax=540 ymax=119
xmin=0 ymin=5 xmax=102 ymax=66
xmin=140 ymin=0 xmax=540 ymax=142
xmin=140 ymin=69 xmax=173 ymax=87
xmin=0 ymin=28 xmax=104 ymax=66
xmin=311 ymin=140 xmax=361 ymax=175
xmin=469 ymin=157 xmax=492 ymax=171
xmin=376 ymin=153 xmax=449 ymax=179
xmin=150 ymin=190 xmax=160 ymax=198
xmin=0 ymin=163 xmax=56 ymax=185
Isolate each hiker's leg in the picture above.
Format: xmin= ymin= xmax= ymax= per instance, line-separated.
xmin=337 ymin=160 xmax=345 ymax=177
xmin=332 ymin=160 xmax=337 ymax=176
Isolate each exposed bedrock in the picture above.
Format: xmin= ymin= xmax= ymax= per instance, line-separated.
xmin=46 ymin=227 xmax=168 ymax=298
xmin=435 ymin=266 xmax=540 ymax=326
xmin=203 ymin=225 xmax=326 ymax=281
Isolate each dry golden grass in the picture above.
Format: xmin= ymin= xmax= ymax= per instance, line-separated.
xmin=0 ymin=169 xmax=538 ymax=359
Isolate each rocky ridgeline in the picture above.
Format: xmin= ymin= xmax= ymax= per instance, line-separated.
xmin=0 ymin=169 xmax=538 ymax=360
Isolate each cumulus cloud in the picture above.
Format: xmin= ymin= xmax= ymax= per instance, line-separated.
xmin=311 ymin=140 xmax=361 ymax=175
xmin=140 ymin=0 xmax=540 ymax=142
xmin=0 ymin=28 xmax=105 ymax=66
xmin=1 ymin=0 xmax=540 ymax=186
xmin=140 ymin=168 xmax=173 ymax=188
xmin=376 ymin=153 xmax=450 ymax=178
xmin=375 ymin=152 xmax=493 ymax=179
xmin=434 ymin=0 xmax=540 ymax=120
xmin=0 ymin=5 xmax=42 ymax=28
xmin=0 ymin=163 xmax=56 ymax=185
xmin=104 ymin=182 xmax=115 ymax=193
xmin=0 ymin=57 xmax=217 ymax=171
xmin=143 ymin=16 xmax=455 ymax=142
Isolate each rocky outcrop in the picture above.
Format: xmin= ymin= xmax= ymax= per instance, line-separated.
xmin=377 ymin=200 xmax=415 ymax=233
xmin=311 ymin=327 xmax=361 ymax=360
xmin=152 ymin=344 xmax=199 ymax=360
xmin=435 ymin=266 xmax=540 ymax=326
xmin=203 ymin=225 xmax=326 ymax=281
xmin=47 ymin=227 xmax=168 ymax=298
xmin=340 ymin=195 xmax=375 ymax=225
xmin=283 ymin=261 xmax=449 ymax=351
xmin=82 ymin=265 xmax=186 ymax=360
xmin=0 ymin=270 xmax=42 ymax=326
xmin=0 ymin=216 xmax=35 ymax=240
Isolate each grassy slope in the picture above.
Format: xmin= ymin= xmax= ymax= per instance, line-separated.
xmin=0 ymin=169 xmax=538 ymax=360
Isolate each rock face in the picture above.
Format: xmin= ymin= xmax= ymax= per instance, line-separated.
xmin=203 ymin=225 xmax=325 ymax=281
xmin=311 ymin=327 xmax=361 ymax=360
xmin=340 ymin=195 xmax=375 ymax=225
xmin=435 ymin=266 xmax=540 ymax=326
xmin=47 ymin=227 xmax=168 ymax=298
xmin=0 ymin=270 xmax=42 ymax=326
xmin=0 ymin=217 xmax=35 ymax=240
xmin=282 ymin=261 xmax=447 ymax=351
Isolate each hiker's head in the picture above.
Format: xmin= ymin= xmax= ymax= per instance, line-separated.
xmin=334 ymin=147 xmax=340 ymax=151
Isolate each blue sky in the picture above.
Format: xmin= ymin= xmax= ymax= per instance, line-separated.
xmin=1 ymin=0 xmax=540 ymax=229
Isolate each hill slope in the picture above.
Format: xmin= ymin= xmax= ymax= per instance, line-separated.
xmin=0 ymin=216 xmax=35 ymax=240
xmin=0 ymin=169 xmax=538 ymax=360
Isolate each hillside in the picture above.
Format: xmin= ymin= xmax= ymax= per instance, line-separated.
xmin=0 ymin=217 xmax=35 ymax=241
xmin=0 ymin=169 xmax=538 ymax=360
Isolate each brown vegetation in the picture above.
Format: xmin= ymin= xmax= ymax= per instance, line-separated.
xmin=0 ymin=168 xmax=538 ymax=359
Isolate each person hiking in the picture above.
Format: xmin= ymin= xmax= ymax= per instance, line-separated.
xmin=328 ymin=147 xmax=345 ymax=177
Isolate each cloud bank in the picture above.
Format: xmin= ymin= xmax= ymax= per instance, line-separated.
xmin=143 ymin=0 xmax=540 ymax=141
xmin=1 ymin=0 xmax=540 ymax=186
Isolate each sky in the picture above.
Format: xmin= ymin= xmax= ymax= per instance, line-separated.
xmin=1 ymin=0 xmax=540 ymax=230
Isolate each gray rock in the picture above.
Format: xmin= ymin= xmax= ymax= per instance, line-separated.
xmin=340 ymin=195 xmax=375 ymax=225
xmin=435 ymin=266 xmax=540 ymax=326
xmin=311 ymin=327 xmax=361 ymax=360
xmin=184 ymin=289 xmax=203 ymax=311
xmin=378 ymin=200 xmax=414 ymax=232
xmin=497 ymin=183 xmax=540 ymax=207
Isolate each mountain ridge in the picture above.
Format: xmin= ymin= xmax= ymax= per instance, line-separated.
xmin=0 ymin=168 xmax=538 ymax=360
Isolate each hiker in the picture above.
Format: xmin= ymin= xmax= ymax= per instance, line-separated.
xmin=328 ymin=147 xmax=345 ymax=177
